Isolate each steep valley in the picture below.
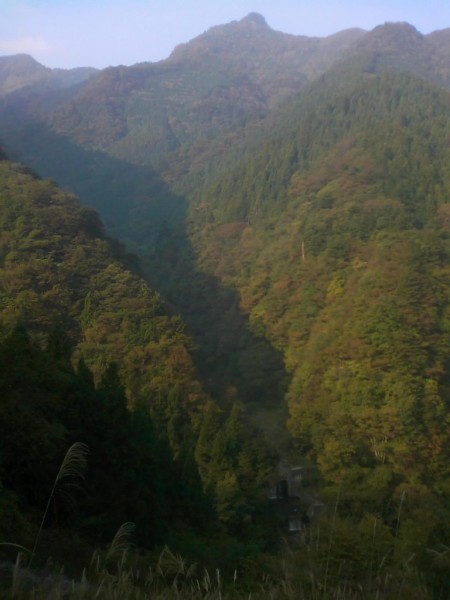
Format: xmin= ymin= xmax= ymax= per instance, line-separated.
xmin=1 ymin=13 xmax=450 ymax=597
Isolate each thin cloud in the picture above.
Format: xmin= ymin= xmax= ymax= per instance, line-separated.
xmin=0 ymin=36 xmax=52 ymax=56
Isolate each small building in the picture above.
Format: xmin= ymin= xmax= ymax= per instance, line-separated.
xmin=267 ymin=464 xmax=319 ymax=537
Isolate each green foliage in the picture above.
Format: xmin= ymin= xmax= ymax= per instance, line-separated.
xmin=0 ymin=324 xmax=218 ymax=554
xmin=3 ymin=18 xmax=450 ymax=596
xmin=0 ymin=156 xmax=282 ymax=562
xmin=193 ymin=401 xmax=278 ymax=544
xmin=0 ymin=159 xmax=206 ymax=416
xmin=158 ymin=64 xmax=450 ymax=595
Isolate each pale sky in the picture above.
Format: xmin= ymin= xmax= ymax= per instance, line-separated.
xmin=1 ymin=0 xmax=449 ymax=69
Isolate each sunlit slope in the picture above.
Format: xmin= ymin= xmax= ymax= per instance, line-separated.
xmin=183 ymin=69 xmax=450 ymax=529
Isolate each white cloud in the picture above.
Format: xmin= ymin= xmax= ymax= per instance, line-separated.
xmin=0 ymin=36 xmax=52 ymax=55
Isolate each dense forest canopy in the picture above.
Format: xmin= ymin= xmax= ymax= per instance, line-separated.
xmin=0 ymin=152 xmax=280 ymax=579
xmin=1 ymin=13 xmax=450 ymax=597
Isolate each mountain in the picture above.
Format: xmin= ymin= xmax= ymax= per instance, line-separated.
xmin=2 ymin=15 xmax=450 ymax=591
xmin=0 ymin=150 xmax=204 ymax=410
xmin=2 ymin=19 xmax=450 ymax=405
xmin=0 ymin=15 xmax=365 ymax=170
xmin=2 ymin=17 xmax=450 ymax=409
xmin=0 ymin=17 xmax=369 ymax=408
xmin=329 ymin=21 xmax=450 ymax=90
xmin=0 ymin=148 xmax=217 ymax=553
xmin=0 ymin=149 xmax=280 ymax=557
xmin=168 ymin=12 xmax=365 ymax=108
xmin=172 ymin=62 xmax=450 ymax=570
xmin=1 ymin=19 xmax=449 ymax=225
xmin=0 ymin=54 xmax=50 ymax=95
xmin=0 ymin=53 xmax=97 ymax=96
xmin=38 ymin=18 xmax=450 ymax=178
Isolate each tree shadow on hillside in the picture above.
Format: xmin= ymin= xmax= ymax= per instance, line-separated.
xmin=0 ymin=120 xmax=288 ymax=408
xmin=146 ymin=225 xmax=289 ymax=407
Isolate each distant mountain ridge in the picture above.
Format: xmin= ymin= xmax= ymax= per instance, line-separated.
xmin=0 ymin=53 xmax=97 ymax=96
xmin=0 ymin=16 xmax=449 ymax=226
xmin=0 ymin=14 xmax=366 ymax=164
xmin=36 ymin=14 xmax=366 ymax=166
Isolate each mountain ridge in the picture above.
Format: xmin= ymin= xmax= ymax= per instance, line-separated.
xmin=0 ymin=53 xmax=97 ymax=96
xmin=1 ymin=12 xmax=450 ymax=593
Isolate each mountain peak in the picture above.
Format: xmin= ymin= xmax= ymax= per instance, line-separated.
xmin=367 ymin=21 xmax=423 ymax=44
xmin=240 ymin=13 xmax=268 ymax=28
xmin=0 ymin=53 xmax=48 ymax=71
xmin=348 ymin=21 xmax=427 ymax=60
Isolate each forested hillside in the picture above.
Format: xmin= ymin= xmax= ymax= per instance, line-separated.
xmin=0 ymin=155 xmax=202 ymax=405
xmin=168 ymin=48 xmax=450 ymax=596
xmin=1 ymin=13 xmax=450 ymax=597
xmin=0 ymin=152 xmax=280 ymax=578
xmin=0 ymin=15 xmax=364 ymax=188
xmin=0 ymin=54 xmax=97 ymax=96
xmin=186 ymin=69 xmax=450 ymax=529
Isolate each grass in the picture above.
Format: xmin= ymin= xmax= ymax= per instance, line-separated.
xmin=0 ymin=444 xmax=442 ymax=599
xmin=1 ymin=528 xmax=434 ymax=600
xmin=29 ymin=442 xmax=89 ymax=567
